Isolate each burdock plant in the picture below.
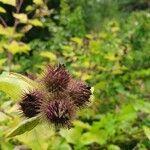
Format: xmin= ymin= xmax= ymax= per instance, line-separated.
xmin=19 ymin=64 xmax=91 ymax=128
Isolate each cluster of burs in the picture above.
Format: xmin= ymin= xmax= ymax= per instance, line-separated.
xmin=19 ymin=64 xmax=91 ymax=128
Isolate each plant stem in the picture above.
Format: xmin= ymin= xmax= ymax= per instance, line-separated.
xmin=7 ymin=52 xmax=13 ymax=72
xmin=0 ymin=16 xmax=8 ymax=27
xmin=14 ymin=0 xmax=23 ymax=31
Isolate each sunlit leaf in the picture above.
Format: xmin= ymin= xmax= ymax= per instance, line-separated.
xmin=0 ymin=58 xmax=6 ymax=68
xmin=143 ymin=126 xmax=150 ymax=140
xmin=29 ymin=19 xmax=43 ymax=27
xmin=25 ymin=5 xmax=34 ymax=12
xmin=21 ymin=25 xmax=32 ymax=33
xmin=13 ymin=13 xmax=28 ymax=23
xmin=117 ymin=104 xmax=137 ymax=122
xmin=80 ymin=130 xmax=107 ymax=145
xmin=4 ymin=41 xmax=30 ymax=54
xmin=105 ymin=53 xmax=118 ymax=61
xmin=73 ymin=120 xmax=91 ymax=129
xmin=0 ymin=0 xmax=16 ymax=6
xmin=108 ymin=145 xmax=121 ymax=150
xmin=0 ymin=25 xmax=14 ymax=37
xmin=0 ymin=72 xmax=36 ymax=100
xmin=7 ymin=116 xmax=40 ymax=137
xmin=60 ymin=128 xmax=82 ymax=144
xmin=40 ymin=51 xmax=56 ymax=61
xmin=71 ymin=37 xmax=82 ymax=46
xmin=134 ymin=100 xmax=150 ymax=114
xmin=0 ymin=6 xmax=6 ymax=13
xmin=33 ymin=0 xmax=43 ymax=5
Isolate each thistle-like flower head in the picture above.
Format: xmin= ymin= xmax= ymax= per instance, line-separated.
xmin=67 ymin=79 xmax=91 ymax=107
xmin=42 ymin=64 xmax=70 ymax=92
xmin=19 ymin=90 xmax=43 ymax=118
xmin=43 ymin=99 xmax=75 ymax=128
xmin=19 ymin=64 xmax=92 ymax=129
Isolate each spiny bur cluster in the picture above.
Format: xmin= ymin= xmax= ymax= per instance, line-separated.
xmin=19 ymin=64 xmax=91 ymax=128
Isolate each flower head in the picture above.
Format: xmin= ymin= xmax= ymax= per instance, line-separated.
xmin=19 ymin=90 xmax=43 ymax=118
xmin=19 ymin=64 xmax=92 ymax=129
xmin=42 ymin=64 xmax=70 ymax=92
xmin=67 ymin=79 xmax=91 ymax=108
xmin=43 ymin=99 xmax=75 ymax=128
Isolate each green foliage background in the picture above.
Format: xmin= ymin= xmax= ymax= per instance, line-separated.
xmin=0 ymin=0 xmax=150 ymax=149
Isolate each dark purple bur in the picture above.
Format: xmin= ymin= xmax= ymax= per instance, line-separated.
xmin=42 ymin=64 xmax=70 ymax=92
xmin=19 ymin=91 xmax=43 ymax=118
xmin=44 ymin=99 xmax=75 ymax=128
xmin=67 ymin=79 xmax=91 ymax=108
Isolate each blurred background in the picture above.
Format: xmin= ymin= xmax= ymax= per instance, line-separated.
xmin=0 ymin=0 xmax=150 ymax=149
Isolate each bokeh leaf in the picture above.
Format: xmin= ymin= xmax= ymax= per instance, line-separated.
xmin=4 ymin=41 xmax=30 ymax=54
xmin=0 ymin=6 xmax=6 ymax=13
xmin=29 ymin=19 xmax=43 ymax=27
xmin=33 ymin=0 xmax=43 ymax=5
xmin=0 ymin=0 xmax=16 ymax=6
xmin=40 ymin=51 xmax=57 ymax=61
xmin=143 ymin=126 xmax=150 ymax=140
xmin=13 ymin=13 xmax=28 ymax=23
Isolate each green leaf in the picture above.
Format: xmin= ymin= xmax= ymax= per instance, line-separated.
xmin=60 ymin=128 xmax=82 ymax=144
xmin=7 ymin=116 xmax=40 ymax=137
xmin=40 ymin=51 xmax=57 ymax=61
xmin=25 ymin=5 xmax=34 ymax=12
xmin=0 ymin=25 xmax=14 ymax=37
xmin=0 ymin=58 xmax=6 ymax=67
xmin=29 ymin=19 xmax=43 ymax=27
xmin=0 ymin=6 xmax=6 ymax=13
xmin=13 ymin=13 xmax=28 ymax=23
xmin=108 ymin=145 xmax=121 ymax=150
xmin=143 ymin=126 xmax=150 ymax=140
xmin=73 ymin=120 xmax=91 ymax=129
xmin=0 ymin=0 xmax=16 ymax=6
xmin=71 ymin=37 xmax=82 ymax=46
xmin=33 ymin=0 xmax=43 ymax=5
xmin=134 ymin=100 xmax=150 ymax=114
xmin=4 ymin=41 xmax=30 ymax=54
xmin=0 ymin=72 xmax=36 ymax=100
xmin=80 ymin=130 xmax=107 ymax=145
xmin=117 ymin=104 xmax=137 ymax=122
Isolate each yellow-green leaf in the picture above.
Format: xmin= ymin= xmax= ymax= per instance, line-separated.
xmin=13 ymin=13 xmax=28 ymax=23
xmin=0 ymin=25 xmax=14 ymax=37
xmin=0 ymin=72 xmax=36 ymax=100
xmin=0 ymin=58 xmax=6 ymax=67
xmin=73 ymin=120 xmax=91 ymax=129
xmin=0 ymin=6 xmax=6 ymax=13
xmin=29 ymin=19 xmax=43 ymax=27
xmin=25 ymin=5 xmax=34 ymax=12
xmin=0 ymin=0 xmax=16 ymax=6
xmin=40 ymin=51 xmax=56 ymax=61
xmin=143 ymin=126 xmax=150 ymax=140
xmin=4 ymin=41 xmax=30 ymax=54
xmin=7 ymin=116 xmax=40 ymax=137
xmin=71 ymin=37 xmax=82 ymax=46
xmin=33 ymin=0 xmax=43 ymax=5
